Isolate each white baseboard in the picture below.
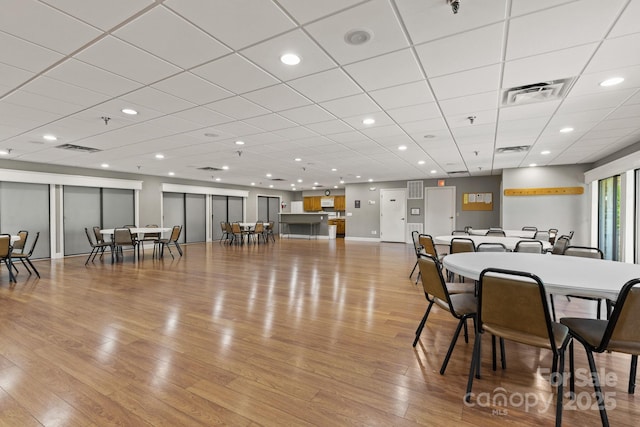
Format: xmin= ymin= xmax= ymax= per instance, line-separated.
xmin=344 ymin=237 xmax=381 ymax=242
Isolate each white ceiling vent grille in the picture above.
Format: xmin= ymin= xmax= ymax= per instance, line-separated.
xmin=56 ymin=144 xmax=101 ymax=153
xmin=407 ymin=180 xmax=423 ymax=199
xmin=502 ymin=78 xmax=574 ymax=106
xmin=496 ymin=145 xmax=530 ymax=154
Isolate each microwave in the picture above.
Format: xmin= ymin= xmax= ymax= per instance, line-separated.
xmin=320 ymin=197 xmax=334 ymax=207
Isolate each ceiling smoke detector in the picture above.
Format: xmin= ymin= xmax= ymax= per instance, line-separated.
xmin=344 ymin=29 xmax=372 ymax=45
xmin=502 ymin=78 xmax=574 ymax=106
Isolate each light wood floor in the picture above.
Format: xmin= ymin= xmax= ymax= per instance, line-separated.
xmin=0 ymin=238 xmax=637 ymax=426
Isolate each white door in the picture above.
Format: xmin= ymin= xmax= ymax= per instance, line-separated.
xmin=425 ymin=186 xmax=456 ymax=236
xmin=380 ymin=188 xmax=406 ymax=242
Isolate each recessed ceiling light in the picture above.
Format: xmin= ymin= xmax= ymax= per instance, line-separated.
xmin=314 ymin=182 xmax=319 ymax=186
xmin=292 ymin=187 xmax=296 ymax=191
xmin=280 ymin=53 xmax=301 ymax=65
xmin=362 ymin=118 xmax=375 ymax=125
xmin=600 ymin=77 xmax=624 ymax=87
xmin=334 ymin=185 xmax=338 ymax=189
xmin=541 ymin=150 xmax=551 ymax=155
xmin=101 ymin=163 xmax=109 ymax=168
xmin=222 ymin=165 xmax=229 ymax=170
xmin=235 ymin=140 xmax=245 ymax=145
xmin=356 ymin=175 xmax=361 ymax=178
xmin=559 ymin=127 xmax=574 ymax=133
xmin=297 ymin=179 xmax=303 ymax=183
xmin=418 ymin=160 xmax=426 ymax=165
xmin=340 ymin=180 xmax=345 ymax=184
xmin=269 ymin=184 xmax=274 ymax=188
xmin=0 ymin=149 xmax=8 ymax=156
xmin=295 ymin=158 xmax=302 ymax=162
xmin=155 ymin=153 xmax=165 ymax=159
xmin=398 ymin=145 xmax=407 ymax=151
xmin=251 ymin=182 xmax=256 ymax=186
xmin=430 ymin=170 xmax=437 ymax=174
xmin=312 ymin=186 xmax=316 ymax=190
xmin=122 ymin=108 xmax=137 ymax=115
xmin=43 ymin=134 xmax=57 ymax=141
xmin=215 ymin=177 xmax=221 ymax=181
xmin=368 ymin=178 xmax=373 ymax=182
xmin=168 ymin=172 xmax=175 ymax=176
xmin=529 ymin=163 xmax=537 ymax=167
xmin=290 ymin=183 xmax=295 ymax=187
xmin=266 ymin=173 xmax=272 ymax=177
xmin=331 ymin=168 xmax=337 ymax=171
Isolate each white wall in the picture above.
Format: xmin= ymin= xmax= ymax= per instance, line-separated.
xmin=502 ymin=165 xmax=590 ymax=245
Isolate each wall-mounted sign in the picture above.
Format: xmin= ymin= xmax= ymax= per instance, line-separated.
xmin=355 ymin=200 xmax=361 ymax=208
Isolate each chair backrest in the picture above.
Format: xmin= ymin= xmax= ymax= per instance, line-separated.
xmin=418 ymin=234 xmax=439 ymax=259
xmin=479 ymin=268 xmax=559 ymax=350
xmin=85 ymin=227 xmax=96 ymax=248
xmin=522 ymin=226 xmax=538 ymax=232
xmin=450 ymin=237 xmax=475 ymax=254
xmin=597 ymin=279 xmax=640 ymax=353
xmin=113 ymin=228 xmax=134 ymax=245
xmin=485 ymin=229 xmax=506 ymax=237
xmin=417 ymin=253 xmax=451 ymax=304
xmin=563 ymin=246 xmax=604 ymax=259
xmin=25 ymin=232 xmax=40 ymax=256
xmin=551 ymin=236 xmax=571 ymax=255
xmin=451 ymin=230 xmax=468 ymax=235
xmin=220 ymin=221 xmax=227 ymax=232
xmin=254 ymin=222 xmax=264 ymax=233
xmin=267 ymin=221 xmax=275 ymax=233
xmin=232 ymin=222 xmax=242 ymax=233
xmin=514 ymin=240 xmax=544 ymax=254
xmin=170 ymin=225 xmax=182 ymax=242
xmin=225 ymin=222 xmax=234 ymax=233
xmin=411 ymin=230 xmax=422 ymax=255
xmin=0 ymin=234 xmax=12 ymax=258
xmin=143 ymin=225 xmax=160 ymax=239
xmin=534 ymin=230 xmax=551 ymax=242
xmin=476 ymin=242 xmax=507 ymax=252
xmin=13 ymin=230 xmax=28 ymax=252
xmin=93 ymin=226 xmax=104 ymax=243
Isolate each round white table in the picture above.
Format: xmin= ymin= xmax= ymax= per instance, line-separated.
xmin=443 ymin=252 xmax=640 ymax=300
xmin=434 ymin=235 xmax=552 ymax=251
xmin=468 ymin=229 xmax=536 ymax=238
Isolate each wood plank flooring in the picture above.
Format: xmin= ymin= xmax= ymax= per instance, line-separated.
xmin=0 ymin=239 xmax=638 ymax=426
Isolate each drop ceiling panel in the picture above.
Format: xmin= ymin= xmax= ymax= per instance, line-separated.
xmin=277 ymin=0 xmax=363 ymax=24
xmin=205 ymin=97 xmax=271 ymax=120
xmin=584 ymin=32 xmax=640 ymax=74
xmin=172 ymin=107 xmax=233 ymax=127
xmin=305 ymin=120 xmax=354 ymax=135
xmin=320 ymin=94 xmax=380 ymax=118
xmin=114 ymin=6 xmax=231 ymax=69
xmin=0 ymin=31 xmax=63 ymax=73
xmin=151 ymin=72 xmax=233 ymax=105
xmin=21 ymin=76 xmax=109 ymax=108
xmin=4 ymin=90 xmax=85 ymax=116
xmin=243 ymin=84 xmax=311 ymax=112
xmin=164 ymin=0 xmax=295 ymax=50
xmin=0 ymin=101 xmax=62 ymax=129
xmin=241 ymin=29 xmax=336 ymax=81
xmin=429 ymin=64 xmax=501 ymax=100
xmin=502 ymin=43 xmax=597 ymax=89
xmin=386 ymin=102 xmax=441 ymax=124
xmin=40 ymin=0 xmax=155 ymax=31
xmin=607 ymin=103 xmax=640 ymax=120
xmin=278 ymin=104 xmax=336 ymax=125
xmin=344 ymin=49 xmax=423 ymax=91
xmin=570 ymin=65 xmax=640 ymax=97
xmin=45 ymin=59 xmax=142 ymax=97
xmin=506 ymin=0 xmax=626 ymax=60
xmin=243 ymin=114 xmax=298 ymax=132
xmin=608 ymin=0 xmax=640 ymax=38
xmin=76 ymin=36 xmax=181 ymax=84
xmin=288 ymin=68 xmax=362 ymax=103
xmin=368 ymin=81 xmax=435 ymax=110
xmin=342 ymin=111 xmax=395 ymax=130
xmin=192 ymin=54 xmax=279 ymax=95
xmin=440 ymin=91 xmax=498 ymax=117
xmin=416 ymin=23 xmax=504 ymax=78
xmin=0 ymin=62 xmax=35 ymax=91
xmin=211 ymin=121 xmax=264 ymax=138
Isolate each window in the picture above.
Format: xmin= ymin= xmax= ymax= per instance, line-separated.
xmin=598 ymin=176 xmax=621 ymax=260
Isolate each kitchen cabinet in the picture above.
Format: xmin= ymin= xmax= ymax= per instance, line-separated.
xmin=329 ymin=218 xmax=346 ymax=236
xmin=303 ymin=196 xmax=321 ymax=211
xmin=334 ymin=195 xmax=346 ymax=211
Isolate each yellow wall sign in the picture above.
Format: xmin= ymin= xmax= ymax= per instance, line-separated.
xmin=504 ymin=187 xmax=584 ymax=196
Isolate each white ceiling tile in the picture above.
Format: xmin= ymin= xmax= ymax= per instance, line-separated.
xmin=360 ymin=124 xmax=405 ymax=139
xmin=0 ymin=31 xmax=63 ymax=73
xmin=368 ymin=81 xmax=435 ymax=110
xmin=191 ymin=54 xmax=278 ymax=94
xmin=510 ymin=0 xmax=577 ymax=17
xmin=40 ymin=0 xmax=155 ymax=30
xmin=0 ymin=101 xmax=62 ymax=129
xmin=288 ymin=68 xmax=362 ymax=102
xmin=342 ymin=111 xmax=395 ymax=130
xmin=76 ymin=36 xmax=181 ymax=84
xmin=202 ymin=121 xmax=263 ymax=138
xmin=278 ymin=104 xmax=336 ymax=125
xmin=277 ymin=0 xmax=362 ymax=24
xmin=400 ymin=117 xmax=448 ymax=134
xmin=206 ymin=97 xmax=271 ymax=120
xmin=0 ymin=62 xmax=35 ymax=92
xmin=415 ymin=23 xmax=504 ymax=78
xmin=570 ymin=65 xmax=640 ymax=97
xmin=151 ymin=72 xmax=233 ymax=105
xmin=121 ymin=87 xmax=196 ymax=114
xmin=241 ymin=30 xmax=336 ymax=81
xmin=243 ymin=84 xmax=311 ymax=111
xmin=4 ymin=90 xmax=84 ymax=116
xmin=44 ymin=59 xmax=142 ymax=97
xmin=429 ymin=64 xmax=501 ymax=100
xmin=305 ymin=0 xmax=409 ymax=64
xmin=608 ymin=102 xmax=640 ymax=120
xmin=585 ymin=33 xmax=640 ymax=74
xmin=243 ymin=114 xmax=298 ymax=132
xmin=387 ymin=102 xmax=441 ymax=124
xmin=164 ymin=0 xmax=295 ymax=50
xmin=114 ymin=6 xmax=231 ymax=69
xmin=305 ymin=120 xmax=354 ymax=135
xmin=560 ymin=89 xmax=634 ymax=114
xmin=0 ymin=0 xmax=101 ymax=54
xmin=344 ymin=49 xmax=423 ymax=91
xmin=440 ymin=91 xmax=499 ymax=116
xmin=449 ymin=111 xmax=497 ymax=128
xmin=608 ymin=0 xmax=640 ymax=38
xmin=320 ymin=94 xmax=380 ymax=118
xmin=273 ymin=126 xmax=319 ymax=140
xmin=22 ymin=76 xmax=109 ymax=107
xmin=396 ymin=0 xmax=508 ymax=44
xmin=503 ymin=43 xmax=597 ymax=89
xmin=506 ymin=0 xmax=626 ymax=60
xmin=172 ymin=107 xmax=233 ymax=127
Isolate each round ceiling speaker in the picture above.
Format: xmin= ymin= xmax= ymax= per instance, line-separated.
xmin=344 ymin=29 xmax=373 ymax=45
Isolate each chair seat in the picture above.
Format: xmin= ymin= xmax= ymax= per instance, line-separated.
xmin=484 ymin=322 xmax=569 ymax=351
xmin=446 ymin=281 xmax=475 ymax=294
xmin=435 ymin=292 xmax=477 ymax=317
xmin=561 ymin=317 xmax=640 ymax=354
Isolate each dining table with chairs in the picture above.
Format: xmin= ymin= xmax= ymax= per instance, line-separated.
xmin=434 ymin=235 xmax=553 ymax=252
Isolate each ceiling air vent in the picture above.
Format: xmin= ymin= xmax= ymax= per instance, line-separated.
xmin=197 ymin=166 xmax=223 ymax=171
xmin=496 ymin=145 xmax=530 ymax=154
xmin=56 ymin=144 xmax=101 ymax=153
xmin=447 ymin=170 xmax=469 ymax=176
xmin=502 ymin=78 xmax=574 ymax=106
xmin=270 ymin=178 xmax=286 ymax=181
